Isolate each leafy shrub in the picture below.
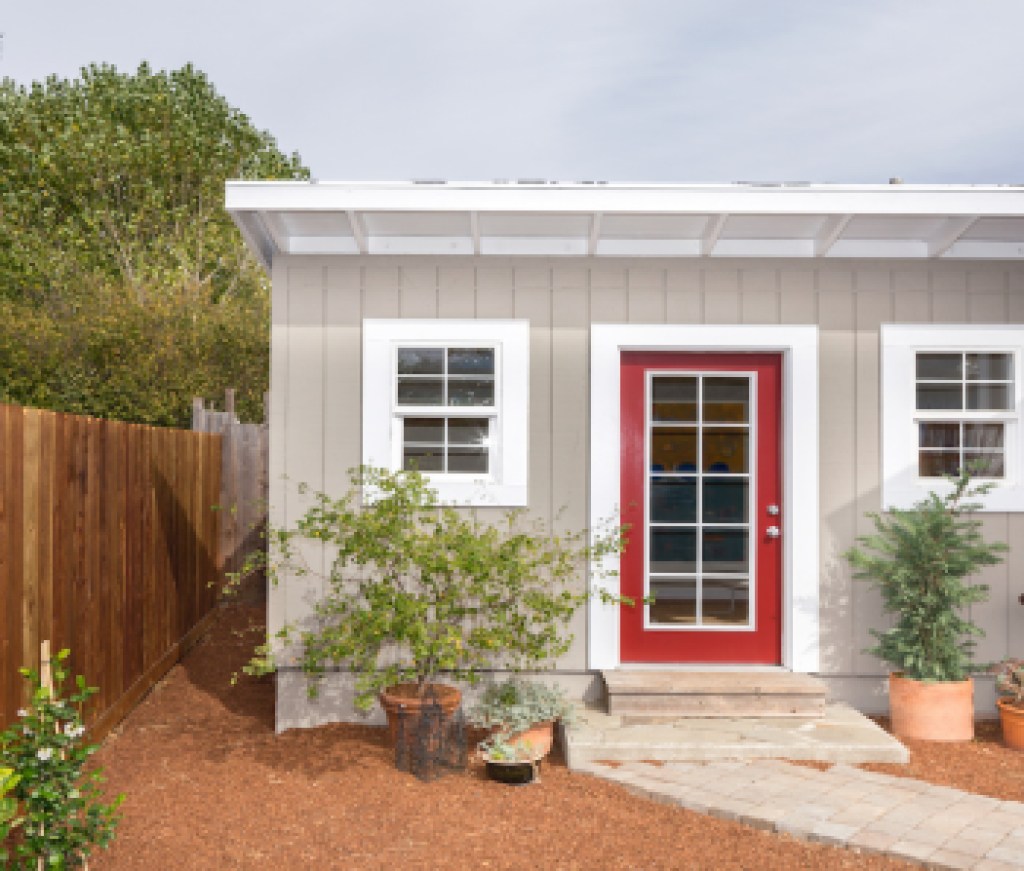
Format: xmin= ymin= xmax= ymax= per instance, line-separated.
xmin=247 ymin=466 xmax=626 ymax=710
xmin=845 ymin=470 xmax=1007 ymax=682
xmin=995 ymin=659 xmax=1024 ymax=708
xmin=0 ymin=765 xmax=21 ymax=865
xmin=0 ymin=649 xmax=123 ymax=869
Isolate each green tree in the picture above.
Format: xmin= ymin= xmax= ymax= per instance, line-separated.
xmin=0 ymin=62 xmax=308 ymax=425
xmin=1 ymin=61 xmax=306 ymax=302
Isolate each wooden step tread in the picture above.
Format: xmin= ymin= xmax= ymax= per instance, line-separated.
xmin=603 ymin=670 xmax=826 ymax=697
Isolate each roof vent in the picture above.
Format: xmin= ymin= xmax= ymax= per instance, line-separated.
xmin=889 ymin=177 xmax=904 ymax=185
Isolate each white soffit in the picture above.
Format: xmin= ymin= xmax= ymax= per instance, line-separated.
xmin=225 ymin=181 xmax=1024 ymax=267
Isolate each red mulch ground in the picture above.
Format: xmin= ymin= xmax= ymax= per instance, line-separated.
xmin=82 ymin=606 xmax=1019 ymax=870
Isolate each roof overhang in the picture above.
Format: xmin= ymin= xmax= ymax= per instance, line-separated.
xmin=225 ymin=181 xmax=1024 ymax=269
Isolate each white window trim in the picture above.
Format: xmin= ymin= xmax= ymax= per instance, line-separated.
xmin=882 ymin=324 xmax=1024 ymax=512
xmin=363 ymin=319 xmax=528 ymax=506
xmin=589 ymin=324 xmax=820 ymax=674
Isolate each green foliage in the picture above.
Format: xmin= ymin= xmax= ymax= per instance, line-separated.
xmin=248 ymin=467 xmax=627 ymax=711
xmin=845 ymin=470 xmax=1007 ymax=682
xmin=995 ymin=659 xmax=1024 ymax=707
xmin=0 ymin=765 xmax=21 ymax=865
xmin=0 ymin=62 xmax=308 ymax=425
xmin=0 ymin=649 xmax=123 ymax=869
xmin=467 ymin=678 xmax=573 ymax=735
xmin=0 ymin=282 xmax=270 ymax=427
xmin=1 ymin=62 xmax=306 ymax=301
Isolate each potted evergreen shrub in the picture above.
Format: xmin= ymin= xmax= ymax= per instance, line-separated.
xmin=245 ymin=466 xmax=624 ymax=745
xmin=468 ymin=678 xmax=573 ymax=782
xmin=845 ymin=470 xmax=1007 ymax=741
xmin=994 ymin=659 xmax=1024 ymax=750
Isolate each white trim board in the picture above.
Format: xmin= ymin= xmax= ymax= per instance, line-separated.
xmin=881 ymin=324 xmax=1024 ymax=512
xmin=588 ymin=324 xmax=820 ymax=673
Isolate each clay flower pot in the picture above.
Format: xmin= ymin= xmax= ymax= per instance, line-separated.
xmin=888 ymin=673 xmax=974 ymax=741
xmin=502 ymin=720 xmax=555 ymax=759
xmin=996 ymin=697 xmax=1024 ymax=751
xmin=378 ymin=682 xmax=462 ymax=747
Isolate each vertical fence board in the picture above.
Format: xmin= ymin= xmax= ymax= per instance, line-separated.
xmin=0 ymin=404 xmax=221 ymax=735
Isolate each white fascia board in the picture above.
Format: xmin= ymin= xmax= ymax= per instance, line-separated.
xmin=588 ymin=324 xmax=820 ymax=673
xmin=225 ymin=181 xmax=1024 ymax=219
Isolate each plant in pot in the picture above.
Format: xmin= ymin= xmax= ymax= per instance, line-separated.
xmin=468 ymin=678 xmax=573 ymax=783
xmin=244 ymin=466 xmax=625 ymax=747
xmin=845 ymin=469 xmax=1007 ymax=742
xmin=994 ymin=658 xmax=1024 ymax=751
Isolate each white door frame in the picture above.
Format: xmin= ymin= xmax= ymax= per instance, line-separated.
xmin=588 ymin=324 xmax=820 ymax=672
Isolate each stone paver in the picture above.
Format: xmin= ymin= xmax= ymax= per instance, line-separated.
xmin=574 ymin=758 xmax=1024 ymax=870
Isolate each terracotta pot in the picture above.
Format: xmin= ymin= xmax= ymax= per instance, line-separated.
xmin=504 ymin=720 xmax=555 ymax=759
xmin=888 ymin=673 xmax=974 ymax=742
xmin=997 ymin=697 xmax=1024 ymax=751
xmin=378 ymin=682 xmax=462 ymax=747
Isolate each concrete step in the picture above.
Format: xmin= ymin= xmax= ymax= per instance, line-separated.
xmin=561 ymin=703 xmax=909 ymax=768
xmin=603 ymin=670 xmax=827 ymax=718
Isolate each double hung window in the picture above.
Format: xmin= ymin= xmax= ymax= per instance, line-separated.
xmin=882 ymin=325 xmax=1024 ymax=511
xmin=396 ymin=346 xmax=495 ymax=475
xmin=915 ymin=352 xmax=1012 ymax=479
xmin=363 ymin=320 xmax=529 ymax=506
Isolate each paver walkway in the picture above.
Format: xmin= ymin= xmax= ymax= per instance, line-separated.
xmin=575 ymin=758 xmax=1024 ymax=870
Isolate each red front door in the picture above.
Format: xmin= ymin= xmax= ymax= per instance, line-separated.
xmin=620 ymin=352 xmax=782 ymax=664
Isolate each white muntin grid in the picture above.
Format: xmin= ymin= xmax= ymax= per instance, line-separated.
xmin=642 ymin=368 xmax=758 ymax=633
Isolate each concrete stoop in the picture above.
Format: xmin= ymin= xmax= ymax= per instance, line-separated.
xmin=562 ymin=703 xmax=909 ymax=768
xmin=603 ymin=670 xmax=828 ymax=718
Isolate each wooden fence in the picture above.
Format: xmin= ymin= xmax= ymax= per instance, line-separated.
xmin=192 ymin=389 xmax=268 ymax=603
xmin=0 ymin=404 xmax=221 ymax=738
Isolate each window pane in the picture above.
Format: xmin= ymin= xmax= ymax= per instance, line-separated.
xmin=967 ymin=384 xmax=1011 ymax=410
xmin=652 ymin=377 xmax=697 ymax=422
xmin=919 ymin=422 xmax=960 ymax=448
xmin=447 ymin=447 xmax=488 ymax=474
xmin=397 ymin=378 xmax=444 ymax=405
xmin=964 ymin=423 xmax=1004 ymax=449
xmin=448 ymin=417 xmax=489 ymax=445
xmin=964 ymin=452 xmax=1004 ymax=477
xmin=649 ymin=580 xmax=696 ymax=625
xmin=702 ymin=428 xmax=748 ymax=473
xmin=404 ymin=418 xmax=444 ymax=443
xmin=916 ymin=353 xmax=962 ymax=380
xmin=650 ymin=477 xmax=697 ymax=523
xmin=651 ymin=428 xmax=697 ymax=472
xmin=397 ymin=347 xmax=444 ymax=375
xmin=448 ymin=348 xmax=495 ymax=376
xmin=403 ymin=446 xmax=444 ymax=472
xmin=966 ymin=353 xmax=1011 ymax=381
xmin=702 ymin=578 xmax=749 ymax=626
xmin=650 ymin=529 xmax=697 ymax=573
xmin=919 ymin=451 xmax=960 ymax=477
xmin=703 ymin=377 xmax=749 ymax=423
xmin=916 ymin=384 xmax=962 ymax=410
xmin=448 ymin=380 xmax=495 ymax=407
xmin=702 ymin=478 xmax=748 ymax=523
xmin=702 ymin=529 xmax=748 ymax=573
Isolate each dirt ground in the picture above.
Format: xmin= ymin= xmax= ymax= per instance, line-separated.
xmin=85 ymin=606 xmax=1020 ymax=870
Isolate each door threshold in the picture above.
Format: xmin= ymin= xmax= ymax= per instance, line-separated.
xmin=614 ymin=664 xmax=789 ymax=672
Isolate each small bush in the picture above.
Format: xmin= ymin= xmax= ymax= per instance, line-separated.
xmin=0 ymin=649 xmax=123 ymax=869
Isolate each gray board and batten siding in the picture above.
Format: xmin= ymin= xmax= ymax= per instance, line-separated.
xmin=268 ymin=255 xmax=1024 ymax=729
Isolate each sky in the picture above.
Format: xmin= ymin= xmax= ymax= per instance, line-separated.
xmin=2 ymin=1 xmax=1023 ymax=185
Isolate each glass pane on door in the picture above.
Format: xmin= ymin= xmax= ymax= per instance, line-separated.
xmin=647 ymin=373 xmax=752 ymax=628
